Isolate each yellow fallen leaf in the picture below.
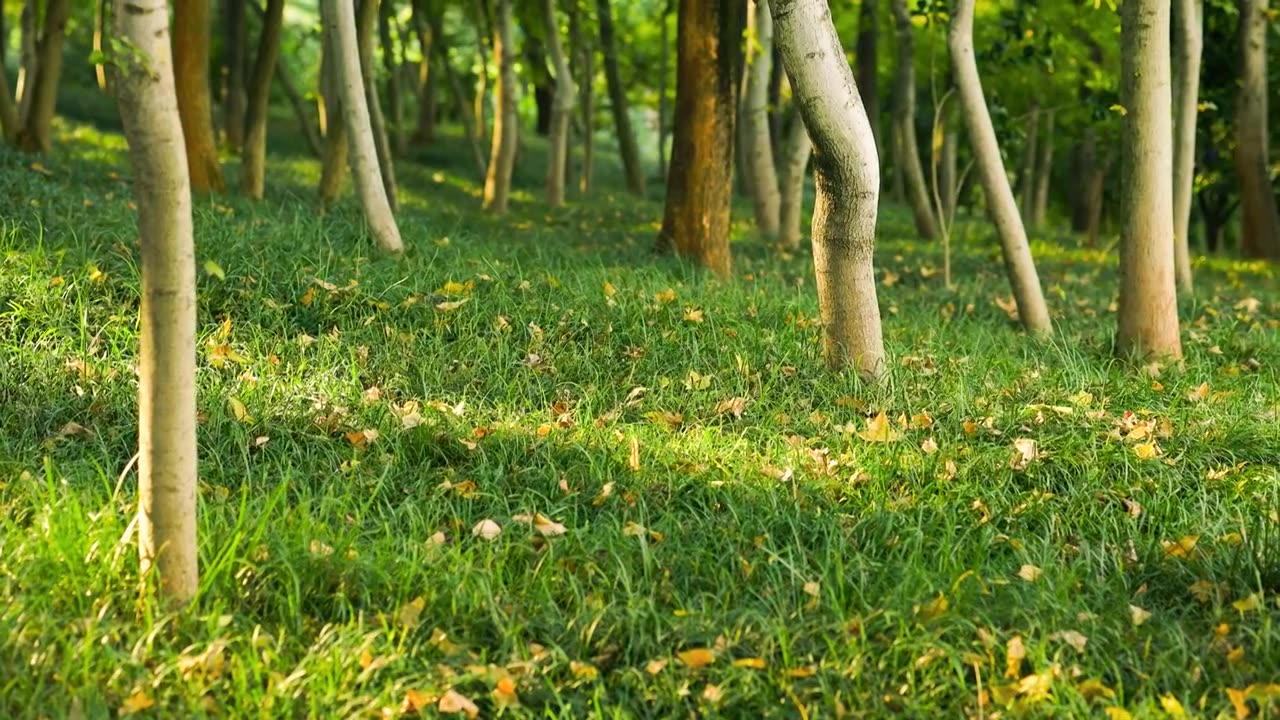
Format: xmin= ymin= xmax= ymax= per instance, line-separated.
xmin=300 ymin=286 xmax=317 ymax=306
xmin=1018 ymin=564 xmax=1043 ymax=582
xmin=684 ymin=307 xmax=705 ymax=323
xmin=733 ymin=657 xmax=767 ymax=669
xmin=345 ymin=429 xmax=379 ymax=448
xmin=438 ymin=689 xmax=479 ymax=717
xmin=118 ymin=691 xmax=155 ymax=716
xmin=1232 ymin=592 xmax=1262 ymax=613
xmin=645 ymin=658 xmax=669 ymax=675
xmin=857 ymin=412 xmax=902 ymax=442
xmin=472 ymin=519 xmax=502 ymax=541
xmin=570 ymin=660 xmax=598 ymax=680
xmin=602 ymin=281 xmax=617 ymax=298
xmin=1129 ymin=605 xmax=1152 ymax=627
xmin=1103 ymin=708 xmax=1133 ymax=720
xmin=1005 ymin=635 xmax=1026 ymax=679
xmin=396 ymin=596 xmax=425 ymax=630
xmin=1133 ymin=441 xmax=1160 ymax=460
xmin=1185 ymin=382 xmax=1210 ymax=402
xmin=228 ymin=397 xmax=252 ymax=423
xmin=435 ymin=299 xmax=469 ymax=312
xmin=204 ymin=260 xmax=226 ymax=280
xmin=493 ymin=676 xmax=519 ymax=707
xmin=678 ymin=648 xmax=716 ymax=669
xmin=1050 ymin=630 xmax=1088 ymax=652
xmin=1226 ymin=687 xmax=1250 ymax=720
xmin=1159 ymin=694 xmax=1187 ymax=718
xmin=1161 ymin=535 xmax=1199 ymax=559
xmin=532 ymin=513 xmax=567 ymax=537
xmin=1009 ymin=438 xmax=1039 ymax=470
xmin=1077 ymin=678 xmax=1115 ymax=701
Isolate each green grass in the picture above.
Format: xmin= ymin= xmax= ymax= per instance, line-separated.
xmin=1 ymin=111 xmax=1279 ymax=719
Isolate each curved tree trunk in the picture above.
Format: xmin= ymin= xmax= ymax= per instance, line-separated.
xmin=948 ymin=0 xmax=1052 ymax=335
xmin=318 ymin=20 xmax=350 ymax=208
xmin=854 ymin=0 xmax=880 ymax=149
xmin=16 ymin=0 xmax=70 ymax=154
xmin=772 ymin=0 xmax=885 ymax=382
xmin=1031 ymin=109 xmax=1054 ymax=227
xmin=323 ymin=0 xmax=404 ymax=253
xmin=743 ymin=0 xmax=781 ymax=238
xmin=482 ymin=0 xmax=518 ymax=214
xmin=1234 ymin=0 xmax=1280 ymax=259
xmin=1117 ymin=0 xmax=1181 ymax=358
xmin=596 ymin=0 xmax=645 ymax=197
xmin=112 ymin=0 xmax=200 ymax=605
xmin=358 ymin=0 xmax=398 ymax=212
xmin=655 ymin=0 xmax=742 ymax=275
xmin=223 ymin=0 xmax=247 ymax=152
xmin=778 ymin=108 xmax=813 ymax=251
xmin=240 ymin=0 xmax=284 ymax=199
xmin=889 ymin=0 xmax=936 ymax=239
xmin=1171 ymin=0 xmax=1202 ymax=294
xmin=544 ymin=0 xmax=576 ymax=207
xmin=174 ymin=0 xmax=226 ymax=193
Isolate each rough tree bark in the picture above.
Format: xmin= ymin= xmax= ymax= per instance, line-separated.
xmin=112 ymin=0 xmax=200 ymax=605
xmin=323 ymin=0 xmax=405 ymax=252
xmin=318 ymin=18 xmax=350 ymax=207
xmin=743 ymin=0 xmax=781 ymax=238
xmin=1171 ymin=0 xmax=1202 ymax=293
xmin=1234 ymin=0 xmax=1280 ymax=259
xmin=16 ymin=0 xmax=70 ymax=153
xmin=889 ymin=0 xmax=936 ymax=239
xmin=854 ymin=0 xmax=880 ymax=148
xmin=174 ymin=0 xmax=226 ymax=192
xmin=597 ymin=0 xmax=645 ymax=196
xmin=358 ymin=0 xmax=398 ymax=212
xmin=1031 ymin=109 xmax=1054 ymax=227
xmin=544 ymin=0 xmax=576 ymax=207
xmin=948 ymin=0 xmax=1052 ymax=335
xmin=223 ymin=0 xmax=248 ymax=152
xmin=1117 ymin=0 xmax=1181 ymax=358
xmin=772 ymin=0 xmax=885 ymax=381
xmin=778 ymin=107 xmax=813 ymax=251
xmin=240 ymin=0 xmax=284 ymax=199
xmin=575 ymin=3 xmax=596 ymax=193
xmin=482 ymin=0 xmax=518 ymax=214
xmin=655 ymin=0 xmax=742 ymax=275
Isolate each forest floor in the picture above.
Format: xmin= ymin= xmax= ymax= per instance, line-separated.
xmin=2 ymin=112 xmax=1280 ymax=719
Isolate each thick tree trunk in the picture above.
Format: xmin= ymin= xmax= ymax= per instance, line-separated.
xmin=323 ymin=0 xmax=404 ymax=253
xmin=223 ymin=0 xmax=248 ymax=152
xmin=112 ymin=0 xmax=200 ymax=605
xmin=240 ymin=0 xmax=284 ymax=199
xmin=1234 ymin=0 xmax=1280 ymax=259
xmin=1171 ymin=0 xmax=1202 ymax=294
xmin=778 ymin=108 xmax=813 ymax=251
xmin=544 ymin=0 xmax=576 ymax=207
xmin=743 ymin=0 xmax=781 ymax=238
xmin=948 ymin=0 xmax=1052 ymax=335
xmin=596 ymin=0 xmax=645 ymax=196
xmin=1031 ymin=109 xmax=1054 ymax=227
xmin=358 ymin=0 xmax=398 ymax=212
xmin=890 ymin=0 xmax=936 ymax=239
xmin=482 ymin=0 xmax=518 ymax=214
xmin=318 ymin=24 xmax=350 ymax=207
xmin=411 ymin=0 xmax=437 ymax=144
xmin=16 ymin=0 xmax=71 ymax=153
xmin=655 ymin=0 xmax=742 ymax=275
xmin=854 ymin=0 xmax=880 ymax=148
xmin=772 ymin=0 xmax=885 ymax=381
xmin=174 ymin=0 xmax=226 ymax=192
xmin=1117 ymin=0 xmax=1181 ymax=358
xmin=379 ymin=0 xmax=405 ymax=153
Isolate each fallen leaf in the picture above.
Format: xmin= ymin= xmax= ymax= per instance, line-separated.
xmin=678 ymin=648 xmax=716 ymax=669
xmin=733 ymin=657 xmax=767 ymax=669
xmin=1161 ymin=535 xmax=1199 ymax=559
xmin=1129 ymin=605 xmax=1152 ymax=627
xmin=1010 ymin=438 xmax=1039 ymax=470
xmin=570 ymin=660 xmax=598 ymax=680
xmin=435 ymin=299 xmax=469 ymax=312
xmin=532 ymin=513 xmax=567 ymax=538
xmin=1103 ymin=708 xmax=1133 ymax=720
xmin=396 ymin=596 xmax=426 ymax=630
xmin=645 ymin=658 xmax=669 ymax=675
xmin=472 ymin=519 xmax=502 ymax=541
xmin=118 ymin=691 xmax=155 ymax=716
xmin=204 ymin=260 xmax=226 ymax=280
xmin=438 ymin=689 xmax=479 ymax=717
xmin=228 ymin=397 xmax=252 ymax=423
xmin=594 ymin=482 xmax=615 ymax=505
xmin=1133 ymin=441 xmax=1160 ymax=460
xmin=857 ymin=412 xmax=902 ymax=442
xmin=1018 ymin=564 xmax=1043 ymax=582
xmin=1185 ymin=382 xmax=1210 ymax=402
xmin=344 ymin=429 xmax=379 ymax=448
xmin=628 ymin=437 xmax=640 ymax=471
xmin=493 ymin=676 xmax=519 ymax=707
xmin=702 ymin=684 xmax=724 ymax=703
xmin=1226 ymin=688 xmax=1250 ymax=719
xmin=1050 ymin=630 xmax=1088 ymax=652
xmin=1159 ymin=694 xmax=1187 ymax=719
xmin=1232 ymin=593 xmax=1263 ymax=613
xmin=1005 ymin=635 xmax=1025 ymax=679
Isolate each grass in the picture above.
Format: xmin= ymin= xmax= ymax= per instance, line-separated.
xmin=1 ymin=105 xmax=1279 ymax=719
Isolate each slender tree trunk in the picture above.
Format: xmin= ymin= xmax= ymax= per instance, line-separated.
xmin=657 ymin=3 xmax=670 ymax=181
xmin=576 ymin=6 xmax=595 ymax=193
xmin=16 ymin=0 xmax=37 ymax=127
xmin=379 ymin=0 xmax=405 ymax=153
xmin=472 ymin=4 xmax=489 ymax=143
xmin=223 ymin=0 xmax=248 ymax=152
xmin=174 ymin=0 xmax=226 ymax=192
xmin=1071 ymin=130 xmax=1097 ymax=232
xmin=596 ymin=0 xmax=645 ymax=196
xmin=854 ymin=0 xmax=880 ymax=149
xmin=890 ymin=0 xmax=937 ymax=239
xmin=1234 ymin=0 xmax=1280 ymax=259
xmin=948 ymin=0 xmax=1052 ymax=335
xmin=93 ymin=0 xmax=109 ymax=91
xmin=772 ymin=0 xmax=885 ymax=382
xmin=1171 ymin=0 xmax=1202 ymax=294
xmin=276 ymin=56 xmax=324 ymax=158
xmin=112 ymin=0 xmax=200 ymax=605
xmin=240 ymin=0 xmax=284 ymax=199
xmin=318 ymin=24 xmax=350 ymax=207
xmin=1117 ymin=0 xmax=1181 ymax=358
xmin=482 ymin=0 xmax=518 ymax=213
xmin=16 ymin=0 xmax=71 ymax=153
xmin=544 ymin=0 xmax=576 ymax=207
xmin=1086 ymin=149 xmax=1113 ymax=247
xmin=433 ymin=25 xmax=487 ymax=178
xmin=778 ymin=107 xmax=813 ymax=251
xmin=1031 ymin=109 xmax=1054 ymax=227
xmin=940 ymin=117 xmax=957 ymax=219
xmin=0 ymin=18 xmax=18 ymax=142
xmin=655 ymin=0 xmax=742 ymax=275
xmin=411 ymin=0 xmax=437 ymax=144
xmin=358 ymin=0 xmax=398 ymax=212
xmin=1016 ymin=103 xmax=1039 ymax=223
xmin=323 ymin=0 xmax=404 ymax=253
xmin=743 ymin=0 xmax=781 ymax=238
xmin=767 ymin=44 xmax=783 ymax=148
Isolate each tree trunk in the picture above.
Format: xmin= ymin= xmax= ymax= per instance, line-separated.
xmin=543 ymin=0 xmax=575 ymax=207
xmin=111 ymin=0 xmax=200 ymax=605
xmin=1086 ymin=150 xmax=1113 ymax=247
xmin=767 ymin=44 xmax=783 ymax=148
xmin=577 ymin=6 xmax=595 ymax=193
xmin=1234 ymin=0 xmax=1280 ymax=259
xmin=854 ymin=0 xmax=880 ymax=149
xmin=1016 ymin=103 xmax=1039 ymax=223
xmin=1031 ymin=109 xmax=1054 ymax=227
xmin=16 ymin=0 xmax=37 ymax=128
xmin=93 ymin=0 xmax=109 ymax=91
xmin=1071 ymin=130 xmax=1097 ymax=232
xmin=655 ymin=0 xmax=742 ymax=275
xmin=433 ymin=22 xmax=487 ymax=178
xmin=472 ymin=3 xmax=489 ymax=144
xmin=743 ymin=0 xmax=781 ymax=238
xmin=318 ymin=23 xmax=350 ymax=208
xmin=657 ymin=3 xmax=670 ymax=182
xmin=1171 ymin=0 xmax=1202 ymax=294
xmin=411 ymin=0 xmax=437 ymax=144
xmin=16 ymin=0 xmax=71 ymax=154
xmin=174 ymin=0 xmax=226 ymax=192
xmin=948 ymin=0 xmax=1052 ymax=335
xmin=276 ymin=56 xmax=324 ymax=158
xmin=889 ymin=0 xmax=936 ymax=239
xmin=240 ymin=0 xmax=284 ymax=199
xmin=379 ymin=0 xmax=405 ymax=153
xmin=358 ymin=0 xmax=398 ymax=212
xmin=940 ymin=117 xmax=957 ymax=220
xmin=323 ymin=0 xmax=404 ymax=253
xmin=596 ymin=0 xmax=645 ymax=196
xmin=482 ymin=0 xmax=518 ymax=214
xmin=223 ymin=0 xmax=248 ymax=152
xmin=0 ymin=17 xmax=18 ymax=143
xmin=1116 ymin=0 xmax=1181 ymax=358
xmin=772 ymin=0 xmax=885 ymax=382
xmin=778 ymin=107 xmax=813 ymax=251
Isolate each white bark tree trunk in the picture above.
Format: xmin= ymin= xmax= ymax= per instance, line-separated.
xmin=111 ymin=0 xmax=199 ymax=604
xmin=483 ymin=0 xmax=518 ymax=214
xmin=1117 ymin=0 xmax=1182 ymax=358
xmin=778 ymin=107 xmax=813 ymax=250
xmin=771 ymin=0 xmax=886 ymax=382
xmin=948 ymin=0 xmax=1052 ymax=335
xmin=358 ymin=0 xmax=398 ymax=213
xmin=889 ymin=0 xmax=936 ymax=239
xmin=544 ymin=0 xmax=576 ymax=207
xmin=1171 ymin=0 xmax=1201 ymax=294
xmin=322 ymin=0 xmax=404 ymax=253
xmin=744 ymin=0 xmax=781 ymax=237
xmin=1234 ymin=0 xmax=1280 ymax=259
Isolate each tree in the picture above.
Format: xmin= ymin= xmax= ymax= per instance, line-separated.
xmin=854 ymin=0 xmax=880 ymax=148
xmin=411 ymin=0 xmax=438 ymax=144
xmin=223 ymin=0 xmax=248 ymax=152
xmin=483 ymin=0 xmax=518 ymax=214
xmin=1030 ymin=109 xmax=1055 ymax=227
xmin=112 ymin=0 xmax=200 ymax=604
xmin=241 ymin=0 xmax=285 ymax=199
xmin=1171 ymin=0 xmax=1202 ymax=293
xmin=544 ymin=0 xmax=577 ymax=207
xmin=358 ymin=0 xmax=399 ymax=212
xmin=597 ymin=0 xmax=645 ymax=197
xmin=889 ymin=0 xmax=936 ymax=239
xmin=318 ymin=15 xmax=350 ymax=208
xmin=742 ymin=0 xmax=781 ymax=238
xmin=655 ymin=0 xmax=742 ymax=276
xmin=948 ymin=0 xmax=1052 ymax=336
xmin=323 ymin=0 xmax=405 ymax=253
xmin=1116 ymin=0 xmax=1181 ymax=359
xmin=772 ymin=0 xmax=885 ymax=382
xmin=378 ymin=0 xmax=405 ymax=153
xmin=16 ymin=0 xmax=70 ymax=153
xmin=1234 ymin=0 xmax=1280 ymax=259
xmin=573 ymin=1 xmax=596 ymax=193
xmin=778 ymin=104 xmax=813 ymax=251
xmin=174 ymin=0 xmax=226 ymax=193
